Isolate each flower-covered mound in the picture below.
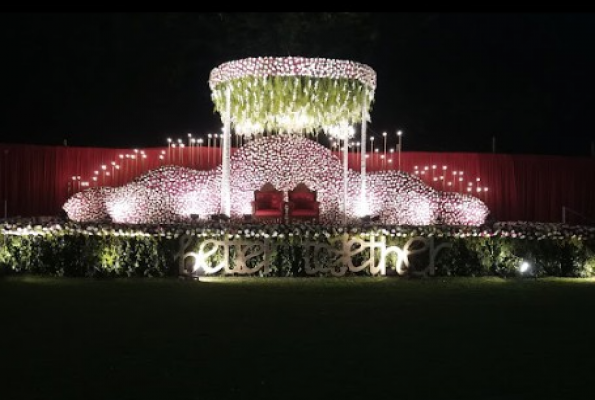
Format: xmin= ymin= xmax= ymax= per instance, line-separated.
xmin=63 ymin=136 xmax=489 ymax=225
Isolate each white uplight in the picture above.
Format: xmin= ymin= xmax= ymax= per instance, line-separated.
xmin=520 ymin=261 xmax=530 ymax=274
xmin=355 ymin=199 xmax=371 ymax=217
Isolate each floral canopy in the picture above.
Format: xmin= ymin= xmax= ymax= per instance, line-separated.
xmin=209 ymin=57 xmax=376 ymax=137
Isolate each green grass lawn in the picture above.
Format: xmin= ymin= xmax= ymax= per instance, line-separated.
xmin=2 ymin=276 xmax=595 ymax=400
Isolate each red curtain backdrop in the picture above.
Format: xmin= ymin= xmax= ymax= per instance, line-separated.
xmin=1 ymin=143 xmax=594 ymax=223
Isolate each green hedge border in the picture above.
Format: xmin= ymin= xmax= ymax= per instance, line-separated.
xmin=2 ymin=222 xmax=595 ymax=278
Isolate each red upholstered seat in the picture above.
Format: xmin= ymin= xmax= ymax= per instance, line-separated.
xmin=289 ymin=208 xmax=319 ymax=217
xmin=288 ymin=183 xmax=320 ymax=223
xmin=290 ymin=191 xmax=315 ymax=206
xmin=254 ymin=209 xmax=283 ymax=217
xmin=252 ymin=183 xmax=285 ymax=223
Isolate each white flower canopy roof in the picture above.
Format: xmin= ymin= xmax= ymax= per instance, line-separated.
xmin=209 ymin=57 xmax=377 ymax=137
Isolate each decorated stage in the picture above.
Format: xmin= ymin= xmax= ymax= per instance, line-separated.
xmin=2 ymin=56 xmax=595 ymax=280
xmin=2 ymin=56 xmax=595 ymax=223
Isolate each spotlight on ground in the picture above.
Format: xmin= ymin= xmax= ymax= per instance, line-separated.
xmin=519 ymin=260 xmax=537 ymax=279
xmin=520 ymin=261 xmax=530 ymax=274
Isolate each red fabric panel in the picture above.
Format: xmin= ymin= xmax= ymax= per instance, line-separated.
xmin=1 ymin=142 xmax=595 ymax=223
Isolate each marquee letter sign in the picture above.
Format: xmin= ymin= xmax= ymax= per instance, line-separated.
xmin=176 ymin=234 xmax=451 ymax=277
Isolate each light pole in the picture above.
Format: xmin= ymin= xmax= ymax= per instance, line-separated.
xmin=198 ymin=138 xmax=203 ymax=168
xmin=207 ymin=134 xmax=212 ymax=167
xmin=177 ymin=139 xmax=182 ymax=165
xmin=397 ymin=130 xmax=403 ymax=171
xmin=187 ymin=133 xmax=193 ymax=167
xmin=190 ymin=138 xmax=196 ymax=167
xmin=111 ymin=162 xmax=116 ymax=184
xmin=360 ymin=88 xmax=368 ymax=216
xmin=134 ymin=149 xmax=139 ymax=175
xmin=369 ymin=136 xmax=374 ymax=170
xmin=222 ymin=87 xmax=232 ymax=217
xmin=132 ymin=154 xmax=138 ymax=176
xmin=341 ymin=127 xmax=354 ymax=224
xmin=382 ymin=131 xmax=387 ymax=169
xmin=220 ymin=133 xmax=224 ymax=165
xmin=141 ymin=153 xmax=147 ymax=173
xmin=441 ymin=165 xmax=447 ymax=189
xmin=167 ymin=138 xmax=172 ymax=164
xmin=101 ymin=165 xmax=107 ymax=186
xmin=217 ymin=134 xmax=221 ymax=165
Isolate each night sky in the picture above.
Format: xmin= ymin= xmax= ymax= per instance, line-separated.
xmin=1 ymin=12 xmax=593 ymax=156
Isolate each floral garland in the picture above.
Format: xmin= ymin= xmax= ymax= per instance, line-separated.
xmin=209 ymin=57 xmax=376 ymax=91
xmin=3 ymin=220 xmax=595 ymax=241
xmin=209 ymin=57 xmax=376 ymax=136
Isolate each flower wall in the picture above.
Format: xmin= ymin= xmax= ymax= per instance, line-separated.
xmin=63 ymin=136 xmax=489 ymax=225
